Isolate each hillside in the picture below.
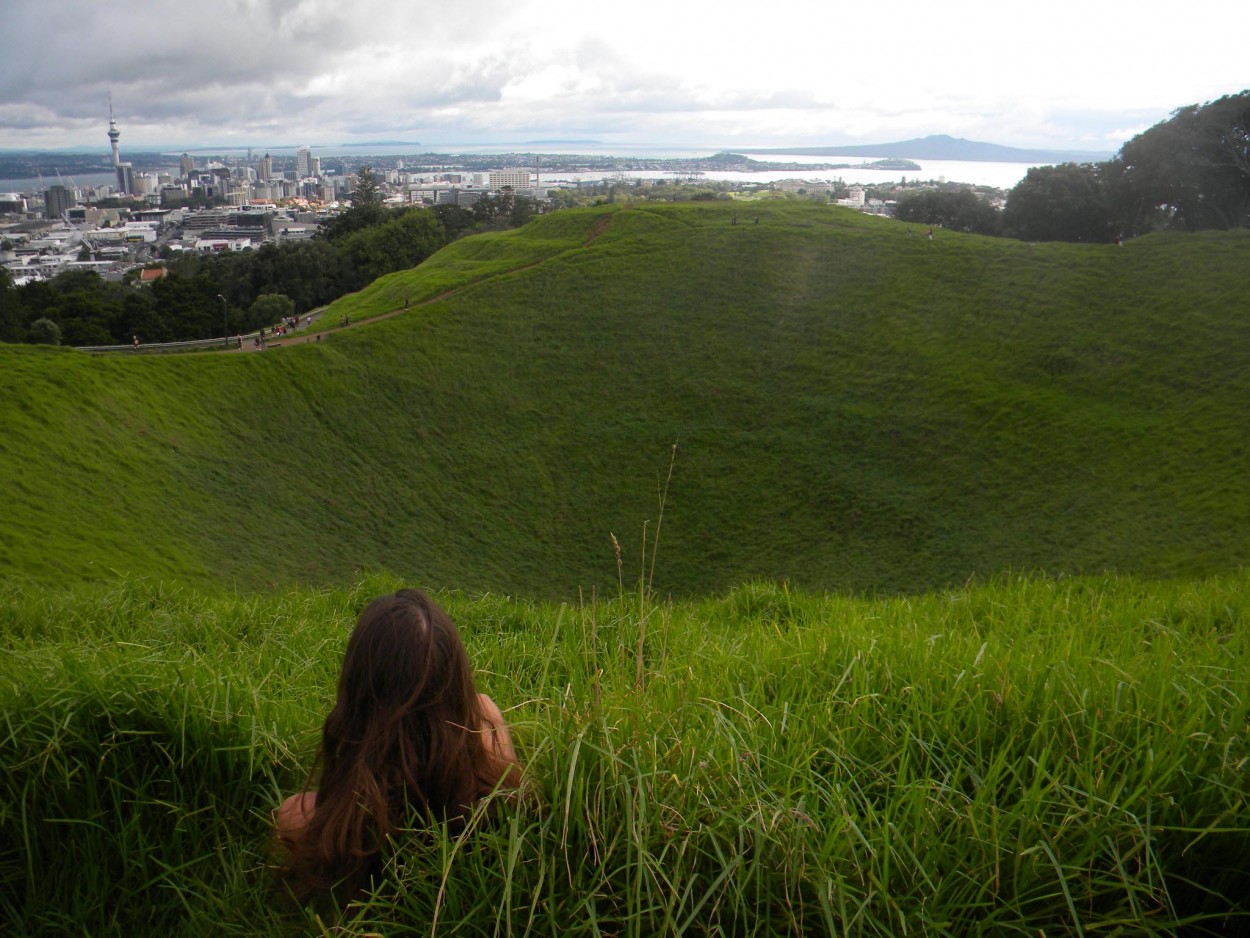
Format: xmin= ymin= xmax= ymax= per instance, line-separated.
xmin=1 ymin=202 xmax=1248 ymax=597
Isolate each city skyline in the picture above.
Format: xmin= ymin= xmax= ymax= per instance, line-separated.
xmin=0 ymin=0 xmax=1246 ymax=154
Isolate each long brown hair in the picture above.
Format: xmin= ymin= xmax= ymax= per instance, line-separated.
xmin=279 ymin=589 xmax=519 ymax=899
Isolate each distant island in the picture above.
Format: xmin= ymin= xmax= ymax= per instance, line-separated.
xmin=699 ymin=152 xmax=920 ymax=172
xmin=739 ymin=134 xmax=1114 ymax=164
xmin=332 ymin=140 xmax=422 ymax=148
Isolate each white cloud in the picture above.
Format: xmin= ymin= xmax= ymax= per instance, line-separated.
xmin=0 ymin=0 xmax=1245 ymax=151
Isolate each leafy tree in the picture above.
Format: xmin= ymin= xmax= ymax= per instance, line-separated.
xmin=1094 ymin=157 xmax=1158 ymax=237
xmin=15 ymin=279 xmax=54 ymax=328
xmin=496 ymin=186 xmax=516 ymax=219
xmin=351 ymin=165 xmax=383 ymax=207
xmin=272 ymin=240 xmax=346 ymax=311
xmin=431 ymin=204 xmax=476 ymax=240
xmin=28 ymin=317 xmax=61 ymax=345
xmin=249 ymin=293 xmax=295 ymax=328
xmin=0 ymin=267 xmax=22 ymax=343
xmin=336 ymin=208 xmax=446 ymax=288
xmin=148 ymin=273 xmax=219 ymax=340
xmin=57 ymin=289 xmax=122 ymax=345
xmin=60 ymin=317 xmax=113 ymax=347
xmin=894 ymin=188 xmax=1001 ymax=235
xmin=320 ymin=202 xmax=389 ymax=240
xmin=1116 ymin=91 xmax=1250 ymax=231
xmin=119 ymin=290 xmax=168 ymax=344
xmin=510 ymin=195 xmax=536 ymax=227
xmin=1004 ymin=163 xmax=1115 ymax=242
xmin=49 ymin=269 xmax=108 ymax=294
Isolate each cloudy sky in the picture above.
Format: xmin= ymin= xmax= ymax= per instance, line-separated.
xmin=1 ymin=0 xmax=1245 ymax=154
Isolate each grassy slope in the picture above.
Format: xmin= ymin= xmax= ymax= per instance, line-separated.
xmin=1 ymin=203 xmax=1248 ymax=597
xmin=2 ymin=573 xmax=1246 ymax=934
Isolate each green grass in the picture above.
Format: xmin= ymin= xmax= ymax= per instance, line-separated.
xmin=2 ymin=572 xmax=1247 ymax=934
xmin=4 ymin=202 xmax=1248 ymax=934
xmin=2 ymin=203 xmax=1249 ymax=597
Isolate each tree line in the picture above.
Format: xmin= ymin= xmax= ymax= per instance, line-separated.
xmin=896 ymin=91 xmax=1249 ymax=242
xmin=1 ymin=171 xmax=537 ymax=347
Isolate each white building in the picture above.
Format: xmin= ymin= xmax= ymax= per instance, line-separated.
xmin=275 ymin=225 xmax=315 ymax=242
xmin=194 ymin=238 xmax=253 ymax=252
xmin=489 ymin=170 xmax=531 ymax=189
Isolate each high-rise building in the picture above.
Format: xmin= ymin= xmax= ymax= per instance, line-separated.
xmin=296 ymin=148 xmax=311 ymax=179
xmin=489 ymin=170 xmax=532 ymax=189
xmin=257 ymin=153 xmax=272 ymax=181
xmin=310 ymin=156 xmax=321 ymax=177
xmin=180 ymin=153 xmax=195 ymax=177
xmin=44 ymin=184 xmax=74 ymax=220
xmin=116 ymin=163 xmax=135 ymax=196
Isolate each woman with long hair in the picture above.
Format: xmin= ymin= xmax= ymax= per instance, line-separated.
xmin=274 ymin=588 xmax=520 ymax=900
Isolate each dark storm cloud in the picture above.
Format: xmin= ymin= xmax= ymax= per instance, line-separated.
xmin=0 ymin=0 xmax=523 ymax=144
xmin=4 ymin=1 xmax=341 ymax=94
xmin=1 ymin=3 xmax=346 ymax=140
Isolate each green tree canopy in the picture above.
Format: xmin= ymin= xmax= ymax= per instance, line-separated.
xmin=1004 ymin=163 xmax=1115 ymax=243
xmin=335 ymin=208 xmax=447 ymax=288
xmin=1116 ymin=90 xmax=1250 ymax=231
xmin=248 ymin=293 xmax=295 ymax=326
xmin=0 ymin=267 xmax=22 ymax=343
xmin=894 ymin=188 xmax=1001 ymax=235
xmin=28 ymin=317 xmax=61 ymax=345
xmin=351 ymin=165 xmax=383 ymax=207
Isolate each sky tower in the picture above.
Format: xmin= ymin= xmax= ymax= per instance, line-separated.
xmin=107 ymin=92 xmax=121 ymax=165
xmin=107 ymin=91 xmax=133 ymax=194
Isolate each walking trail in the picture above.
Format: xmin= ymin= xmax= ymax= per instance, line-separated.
xmin=255 ymin=215 xmax=613 ymax=351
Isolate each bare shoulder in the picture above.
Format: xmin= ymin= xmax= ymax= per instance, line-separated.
xmin=477 ymin=693 xmax=506 ymax=726
xmin=275 ymin=791 xmax=317 ymax=841
xmin=477 ymin=693 xmax=518 ymax=766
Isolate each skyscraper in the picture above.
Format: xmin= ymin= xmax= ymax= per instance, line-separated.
xmin=180 ymin=153 xmax=195 ymax=177
xmin=257 ymin=153 xmax=273 ymax=182
xmin=44 ymin=184 xmax=74 ymax=220
xmin=296 ymin=148 xmax=311 ymax=179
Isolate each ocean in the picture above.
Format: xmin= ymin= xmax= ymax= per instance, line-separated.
xmin=0 ymin=148 xmax=1044 ymax=194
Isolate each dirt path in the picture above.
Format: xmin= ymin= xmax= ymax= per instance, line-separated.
xmin=218 ymin=219 xmax=613 ymax=353
xmin=584 ymin=213 xmax=612 ymax=247
xmin=262 ymin=251 xmax=569 ymax=350
xmin=261 ymin=286 xmax=462 ymax=349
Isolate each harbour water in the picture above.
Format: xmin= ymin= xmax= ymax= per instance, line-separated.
xmin=0 ymin=148 xmax=1046 ymax=194
xmin=533 ymin=159 xmax=1039 ymax=190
